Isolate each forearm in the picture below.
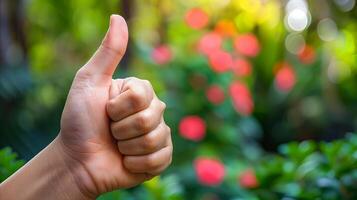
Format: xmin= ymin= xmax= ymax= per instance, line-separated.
xmin=0 ymin=137 xmax=92 ymax=200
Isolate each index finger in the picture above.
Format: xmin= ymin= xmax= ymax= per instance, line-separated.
xmin=107 ymin=78 xmax=154 ymax=121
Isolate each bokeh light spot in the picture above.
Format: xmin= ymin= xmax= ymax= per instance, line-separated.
xmin=232 ymin=58 xmax=252 ymax=77
xmin=317 ymin=18 xmax=338 ymax=42
xmin=214 ymin=19 xmax=237 ymax=37
xmin=198 ymin=32 xmax=223 ymax=56
xmin=286 ymin=0 xmax=308 ymax=13
xmin=206 ymin=85 xmax=225 ymax=105
xmin=208 ymin=50 xmax=233 ymax=73
xmin=275 ymin=63 xmax=296 ymax=93
xmin=185 ymin=8 xmax=209 ymax=29
xmin=229 ymin=81 xmax=254 ymax=116
xmin=298 ymin=45 xmax=316 ymax=64
xmin=334 ymin=0 xmax=356 ymax=12
xmin=286 ymin=8 xmax=309 ymax=32
xmin=285 ymin=33 xmax=305 ymax=55
xmin=238 ymin=169 xmax=259 ymax=188
xmin=194 ymin=157 xmax=225 ymax=186
xmin=234 ymin=34 xmax=260 ymax=57
xmin=179 ymin=116 xmax=206 ymax=141
xmin=151 ymin=45 xmax=172 ymax=65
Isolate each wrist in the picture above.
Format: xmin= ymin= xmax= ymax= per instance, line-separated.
xmin=53 ymin=136 xmax=98 ymax=199
xmin=0 ymin=136 xmax=95 ymax=200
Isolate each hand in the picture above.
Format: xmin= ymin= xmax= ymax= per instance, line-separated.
xmin=58 ymin=15 xmax=172 ymax=198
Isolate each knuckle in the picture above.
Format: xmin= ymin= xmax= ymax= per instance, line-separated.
xmin=142 ymin=132 xmax=158 ymax=151
xmin=150 ymin=148 xmax=173 ymax=175
xmin=142 ymin=79 xmax=152 ymax=89
xmin=136 ymin=112 xmax=153 ymax=132
xmin=144 ymin=154 xmax=158 ymax=169
xmin=164 ymin=124 xmax=171 ymax=135
xmin=128 ymin=88 xmax=147 ymax=109
xmin=128 ymin=87 xmax=143 ymax=101
xmin=141 ymin=79 xmax=154 ymax=99
xmin=159 ymin=100 xmax=166 ymax=111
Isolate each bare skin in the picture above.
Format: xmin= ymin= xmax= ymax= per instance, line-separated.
xmin=0 ymin=15 xmax=172 ymax=200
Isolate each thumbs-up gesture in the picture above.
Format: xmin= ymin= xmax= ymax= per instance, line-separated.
xmin=59 ymin=15 xmax=172 ymax=197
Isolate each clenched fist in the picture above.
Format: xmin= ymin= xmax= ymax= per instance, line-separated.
xmin=0 ymin=15 xmax=172 ymax=200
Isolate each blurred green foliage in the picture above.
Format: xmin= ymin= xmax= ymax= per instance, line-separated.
xmin=0 ymin=147 xmax=24 ymax=182
xmin=255 ymin=133 xmax=357 ymax=199
xmin=99 ymin=175 xmax=183 ymax=200
xmin=72 ymin=133 xmax=357 ymax=199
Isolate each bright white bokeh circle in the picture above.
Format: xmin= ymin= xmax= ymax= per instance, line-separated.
xmin=286 ymin=9 xmax=309 ymax=32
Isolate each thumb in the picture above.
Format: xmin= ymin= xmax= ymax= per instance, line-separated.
xmin=81 ymin=14 xmax=128 ymax=77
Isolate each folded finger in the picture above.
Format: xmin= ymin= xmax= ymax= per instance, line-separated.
xmin=117 ymin=122 xmax=170 ymax=156
xmin=110 ymin=98 xmax=165 ymax=140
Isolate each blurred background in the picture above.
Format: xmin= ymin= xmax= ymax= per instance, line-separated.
xmin=1 ymin=0 xmax=357 ymax=199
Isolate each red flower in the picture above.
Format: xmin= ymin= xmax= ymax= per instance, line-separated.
xmin=229 ymin=81 xmax=254 ymax=116
xmin=298 ymin=45 xmax=316 ymax=64
xmin=194 ymin=157 xmax=225 ymax=186
xmin=179 ymin=116 xmax=206 ymax=141
xmin=234 ymin=34 xmax=260 ymax=57
xmin=197 ymin=32 xmax=222 ymax=56
xmin=185 ymin=8 xmax=209 ymax=29
xmin=208 ymin=50 xmax=233 ymax=73
xmin=238 ymin=169 xmax=259 ymax=189
xmin=206 ymin=85 xmax=225 ymax=105
xmin=232 ymin=58 xmax=252 ymax=77
xmin=275 ymin=64 xmax=296 ymax=93
xmin=151 ymin=45 xmax=172 ymax=65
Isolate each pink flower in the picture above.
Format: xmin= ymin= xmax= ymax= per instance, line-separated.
xmin=298 ymin=45 xmax=316 ymax=64
xmin=151 ymin=45 xmax=172 ymax=65
xmin=229 ymin=81 xmax=254 ymax=116
xmin=185 ymin=8 xmax=209 ymax=29
xmin=179 ymin=116 xmax=206 ymax=141
xmin=232 ymin=58 xmax=252 ymax=77
xmin=208 ymin=50 xmax=233 ymax=73
xmin=194 ymin=157 xmax=225 ymax=186
xmin=238 ymin=169 xmax=259 ymax=189
xmin=234 ymin=34 xmax=260 ymax=57
xmin=275 ymin=64 xmax=296 ymax=93
xmin=206 ymin=85 xmax=225 ymax=105
xmin=197 ymin=32 xmax=223 ymax=56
